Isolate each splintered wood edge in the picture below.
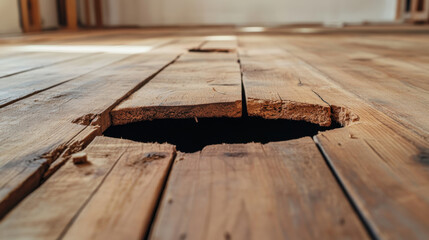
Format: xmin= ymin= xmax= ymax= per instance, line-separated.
xmin=247 ymin=99 xmax=359 ymax=127
xmin=110 ymin=99 xmax=359 ymax=127
xmin=110 ymin=101 xmax=242 ymax=125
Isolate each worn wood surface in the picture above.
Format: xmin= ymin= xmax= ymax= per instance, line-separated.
xmin=150 ymin=138 xmax=368 ymax=240
xmin=111 ymin=42 xmax=242 ymax=125
xmin=279 ymin=36 xmax=429 ymax=138
xmin=0 ymin=37 xmax=202 ymax=218
xmin=0 ymin=52 xmax=86 ymax=78
xmin=0 ymin=37 xmax=172 ymax=107
xmin=245 ymin=35 xmax=429 ymax=239
xmin=238 ymin=36 xmax=332 ymax=126
xmin=0 ymin=136 xmax=175 ymax=240
xmin=0 ymin=26 xmax=428 ymax=239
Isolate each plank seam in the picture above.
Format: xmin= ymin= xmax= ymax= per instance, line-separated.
xmin=236 ymin=51 xmax=248 ymax=117
xmin=44 ymin=53 xmax=186 ymax=181
xmin=46 ymin=46 xmax=186 ymax=166
xmin=280 ymin=44 xmax=427 ymax=140
xmin=143 ymin=150 xmax=178 ymax=240
xmin=0 ymin=53 xmax=114 ymax=109
xmin=0 ymin=39 xmax=179 ymax=109
xmin=57 ymin=148 xmax=129 ymax=240
xmin=312 ymin=136 xmax=379 ymax=240
xmin=0 ymin=53 xmax=96 ymax=80
xmin=0 ymin=51 xmax=188 ymax=218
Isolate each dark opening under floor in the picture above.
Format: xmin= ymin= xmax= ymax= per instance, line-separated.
xmin=103 ymin=117 xmax=341 ymax=152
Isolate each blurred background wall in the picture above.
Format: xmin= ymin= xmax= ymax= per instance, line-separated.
xmin=0 ymin=0 xmax=397 ymax=34
xmin=0 ymin=1 xmax=21 ymax=34
xmin=100 ymin=0 xmax=396 ymax=27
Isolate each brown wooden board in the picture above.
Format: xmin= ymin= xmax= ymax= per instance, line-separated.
xmin=149 ymin=138 xmax=368 ymax=240
xmin=0 ymin=136 xmax=175 ymax=240
xmin=0 ymin=27 xmax=428 ymax=239
xmin=0 ymin=38 xmax=173 ymax=108
xmin=238 ymin=35 xmax=429 ymax=239
xmin=0 ymin=38 xmax=202 ymax=218
xmin=279 ymin=35 xmax=429 ymax=138
xmin=111 ymin=48 xmax=242 ymax=125
xmin=238 ymin=36 xmax=332 ymax=126
xmin=0 ymin=52 xmax=87 ymax=78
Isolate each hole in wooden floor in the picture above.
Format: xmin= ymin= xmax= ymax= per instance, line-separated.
xmin=188 ymin=48 xmax=234 ymax=53
xmin=103 ymin=117 xmax=341 ymax=153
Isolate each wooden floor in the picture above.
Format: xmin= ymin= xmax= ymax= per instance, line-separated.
xmin=0 ymin=25 xmax=429 ymax=239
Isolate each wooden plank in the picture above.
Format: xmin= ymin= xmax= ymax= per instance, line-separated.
xmin=0 ymin=52 xmax=87 ymax=78
xmin=0 ymin=38 xmax=172 ymax=108
xmin=150 ymin=138 xmax=368 ymax=240
xmin=299 ymin=36 xmax=429 ymax=92
xmin=29 ymin=0 xmax=42 ymax=32
xmin=278 ymin=36 xmax=429 ymax=137
xmin=94 ymin=0 xmax=103 ymax=28
xmin=0 ymin=38 xmax=202 ymax=218
xmin=315 ymin=123 xmax=429 ymax=240
xmin=84 ymin=0 xmax=91 ymax=26
xmin=0 ymin=53 xmax=124 ymax=107
xmin=238 ymin=36 xmax=332 ymax=126
xmin=0 ymin=136 xmax=175 ymax=240
xmin=65 ymin=0 xmax=78 ymax=30
xmin=238 ymin=35 xmax=429 ymax=239
xmin=62 ymin=139 xmax=174 ymax=240
xmin=19 ymin=0 xmax=42 ymax=32
xmin=111 ymin=50 xmax=242 ymax=125
xmin=396 ymin=0 xmax=404 ymax=20
xmin=19 ymin=0 xmax=31 ymax=33
xmin=304 ymin=69 xmax=429 ymax=239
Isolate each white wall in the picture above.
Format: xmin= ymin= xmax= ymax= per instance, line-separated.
xmin=0 ymin=0 xmax=59 ymax=34
xmin=102 ymin=0 xmax=397 ymax=27
xmin=0 ymin=0 xmax=21 ymax=34
xmin=39 ymin=0 xmax=58 ymax=29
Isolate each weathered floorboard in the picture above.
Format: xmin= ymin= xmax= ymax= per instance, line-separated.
xmin=0 ymin=136 xmax=175 ymax=240
xmin=238 ymin=35 xmax=429 ymax=239
xmin=0 ymin=37 xmax=173 ymax=108
xmin=63 ymin=138 xmax=175 ymax=240
xmin=149 ymin=138 xmax=368 ymax=240
xmin=238 ymin=36 xmax=332 ymax=126
xmin=0 ymin=53 xmax=125 ymax=108
xmin=279 ymin=36 xmax=429 ymax=138
xmin=111 ymin=48 xmax=242 ymax=125
xmin=0 ymin=38 xmax=202 ymax=218
xmin=0 ymin=52 xmax=87 ymax=78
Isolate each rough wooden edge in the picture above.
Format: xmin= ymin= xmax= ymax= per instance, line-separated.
xmin=111 ymin=101 xmax=242 ymax=125
xmin=246 ymin=98 xmax=360 ymax=127
xmin=331 ymin=105 xmax=360 ymax=126
xmin=247 ymin=98 xmax=332 ymax=126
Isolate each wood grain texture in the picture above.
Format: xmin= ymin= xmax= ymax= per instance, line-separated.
xmin=315 ymin=123 xmax=429 ymax=240
xmin=197 ymin=39 xmax=237 ymax=52
xmin=65 ymin=0 xmax=78 ymax=30
xmin=0 ymin=52 xmax=86 ymax=78
xmin=270 ymin=37 xmax=429 ymax=239
xmin=0 ymin=38 xmax=202 ymax=218
xmin=149 ymin=138 xmax=368 ymax=240
xmin=0 ymin=53 xmax=124 ymax=107
xmin=311 ymin=90 xmax=429 ymax=240
xmin=0 ymin=27 xmax=428 ymax=239
xmin=63 ymin=139 xmax=175 ymax=240
xmin=111 ymin=49 xmax=242 ymax=125
xmin=0 ymin=37 xmax=172 ymax=108
xmin=0 ymin=136 xmax=175 ymax=240
xmin=279 ymin=35 xmax=429 ymax=138
xmin=238 ymin=34 xmax=429 ymax=239
xmin=238 ymin=36 xmax=332 ymax=126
